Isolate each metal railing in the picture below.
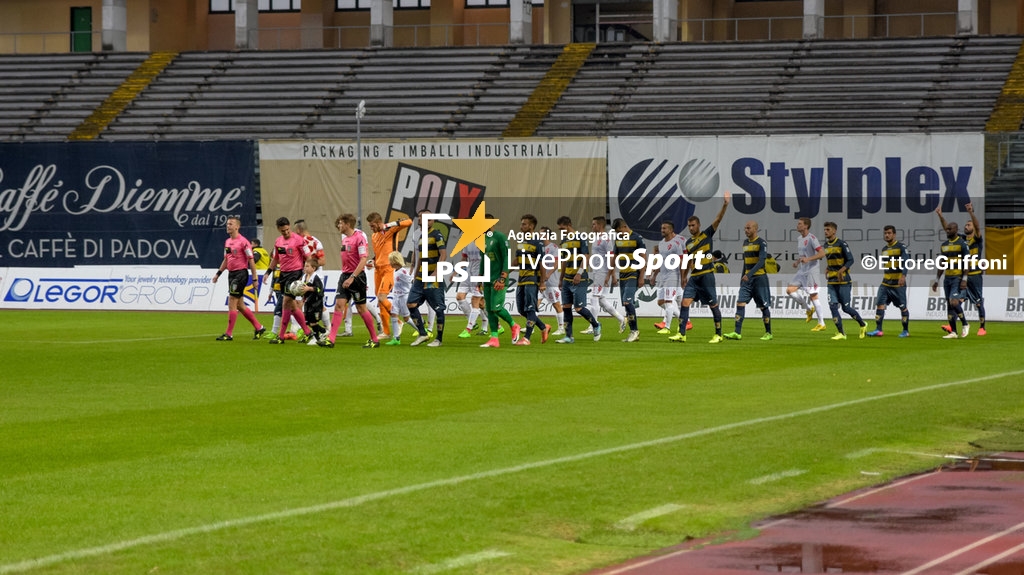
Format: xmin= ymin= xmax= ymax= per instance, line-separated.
xmin=0 ymin=30 xmax=101 ymax=54
xmin=0 ymin=11 xmax=962 ymax=53
xmin=678 ymin=12 xmax=957 ymax=43
xmin=678 ymin=15 xmax=801 ymax=43
xmin=994 ymin=133 xmax=1024 ymax=177
xmin=253 ymin=22 xmax=510 ymax=49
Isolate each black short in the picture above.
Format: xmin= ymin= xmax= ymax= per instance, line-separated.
xmin=278 ymin=270 xmax=303 ymax=298
xmin=336 ymin=271 xmax=368 ymax=305
xmin=304 ymin=309 xmax=323 ymax=326
xmin=227 ymin=269 xmax=250 ymax=298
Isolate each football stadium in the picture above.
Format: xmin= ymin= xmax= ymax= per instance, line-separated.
xmin=3 ymin=1 xmax=1024 ymax=573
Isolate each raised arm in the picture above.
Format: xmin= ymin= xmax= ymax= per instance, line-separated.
xmin=710 ymin=190 xmax=732 ymax=231
xmin=966 ymin=203 xmax=980 ymax=237
xmin=935 ymin=206 xmax=949 ymax=230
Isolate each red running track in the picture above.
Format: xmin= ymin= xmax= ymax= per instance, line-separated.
xmin=591 ymin=453 xmax=1024 ymax=575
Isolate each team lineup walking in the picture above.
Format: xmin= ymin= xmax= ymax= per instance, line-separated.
xmin=215 ymin=196 xmax=990 ymax=347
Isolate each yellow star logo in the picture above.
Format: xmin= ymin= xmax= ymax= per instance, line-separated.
xmin=449 ymin=201 xmax=499 ymax=256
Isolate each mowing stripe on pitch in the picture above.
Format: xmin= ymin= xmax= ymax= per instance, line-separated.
xmin=411 ymin=550 xmax=511 ymax=574
xmin=18 ymin=334 xmax=223 ymax=345
xmin=3 ymin=368 xmax=1022 ymax=575
xmin=614 ymin=504 xmax=687 ymax=531
xmin=747 ymin=469 xmax=806 ymax=485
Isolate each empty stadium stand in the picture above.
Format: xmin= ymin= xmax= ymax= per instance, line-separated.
xmin=986 ymin=134 xmax=1024 ymax=225
xmin=2 ymin=35 xmax=1021 ymax=221
xmin=1 ymin=52 xmax=148 ymax=140
xmin=2 ymin=36 xmax=1022 ymax=142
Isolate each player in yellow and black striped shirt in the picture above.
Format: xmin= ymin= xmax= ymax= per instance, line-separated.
xmin=612 ymin=218 xmax=646 ymax=342
xmin=866 ymin=225 xmax=910 ymax=338
xmin=555 ymin=215 xmax=601 ymax=343
xmin=675 ymin=191 xmax=730 ymax=343
xmin=931 ymin=220 xmax=971 ymax=339
xmin=724 ymin=220 xmax=773 ymax=341
xmin=822 ymin=222 xmax=866 ymax=340
xmin=936 ymin=203 xmax=986 ymax=336
xmin=514 ymin=214 xmax=549 ymax=345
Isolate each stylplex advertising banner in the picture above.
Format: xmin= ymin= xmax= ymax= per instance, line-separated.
xmin=609 ymin=133 xmax=986 ymax=268
xmin=0 ymin=141 xmax=257 ymax=269
xmin=258 ymin=138 xmax=607 ymax=271
xmin=606 ymin=133 xmax=1022 ymax=320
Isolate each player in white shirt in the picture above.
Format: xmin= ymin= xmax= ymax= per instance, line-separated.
xmin=584 ymin=216 xmax=627 ymax=335
xmin=650 ymin=220 xmax=686 ymax=335
xmin=456 ymin=241 xmax=488 ymax=338
xmin=539 ymin=228 xmax=566 ymax=335
xmin=789 ymin=217 xmax=828 ymax=331
xmin=383 ymin=251 xmax=413 ymax=345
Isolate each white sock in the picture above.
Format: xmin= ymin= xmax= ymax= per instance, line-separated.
xmin=272 ymin=315 xmax=282 ymax=334
xmin=427 ymin=307 xmax=436 ymax=332
xmin=468 ymin=307 xmax=480 ymax=329
xmin=789 ymin=290 xmax=807 ymax=309
xmin=556 ymin=311 xmax=565 ymax=329
xmin=600 ymin=296 xmax=623 ymax=321
xmin=661 ymin=303 xmax=671 ymax=326
xmin=323 ymin=308 xmax=332 ymax=331
xmin=289 ymin=316 xmax=301 ymax=333
xmin=390 ymin=317 xmax=400 ymax=338
xmin=812 ymin=297 xmax=826 ymax=325
xmin=345 ymin=306 xmax=353 ymax=331
xmin=458 ymin=299 xmax=472 ymax=317
xmin=666 ymin=301 xmax=680 ymax=326
xmin=368 ymin=301 xmax=382 ymax=324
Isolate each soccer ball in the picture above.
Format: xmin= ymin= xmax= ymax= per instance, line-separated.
xmin=287 ymin=280 xmax=306 ymax=297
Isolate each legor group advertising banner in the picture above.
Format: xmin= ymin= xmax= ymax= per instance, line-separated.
xmin=0 ymin=141 xmax=258 ymax=310
xmin=609 ymin=134 xmax=1023 ymax=322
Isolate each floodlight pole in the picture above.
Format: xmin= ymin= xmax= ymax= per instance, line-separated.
xmin=356 ymin=100 xmax=366 ymax=227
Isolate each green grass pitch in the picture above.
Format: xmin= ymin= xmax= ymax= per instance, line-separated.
xmin=2 ymin=310 xmax=1023 ymax=574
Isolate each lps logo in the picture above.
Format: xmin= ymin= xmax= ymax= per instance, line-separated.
xmin=420 ymin=201 xmax=496 ymax=283
xmin=4 ymin=277 xmax=119 ymax=304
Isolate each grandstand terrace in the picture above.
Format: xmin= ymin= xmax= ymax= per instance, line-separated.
xmin=2 ymin=35 xmax=1023 ymax=222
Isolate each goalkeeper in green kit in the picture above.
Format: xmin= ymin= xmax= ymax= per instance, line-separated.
xmin=480 ymin=216 xmax=521 ymax=348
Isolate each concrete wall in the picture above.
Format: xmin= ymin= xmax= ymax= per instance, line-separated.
xmin=0 ymin=0 xmax=1018 ymax=53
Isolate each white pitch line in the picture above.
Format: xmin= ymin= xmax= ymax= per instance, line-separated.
xmin=411 ymin=550 xmax=511 ymax=574
xmin=845 ymin=448 xmax=951 ymax=460
xmin=597 ymin=548 xmax=696 ymax=575
xmin=3 ymin=368 xmax=1023 ymax=575
xmin=950 ymin=540 xmax=1024 ymax=575
xmin=899 ymin=519 xmax=1024 ymax=575
xmin=756 ymin=471 xmax=939 ymax=530
xmin=748 ymin=469 xmax=806 ymax=485
xmin=614 ymin=504 xmax=687 ymax=531
xmin=825 ymin=472 xmax=937 ymax=509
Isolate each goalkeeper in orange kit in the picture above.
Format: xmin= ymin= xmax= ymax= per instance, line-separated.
xmin=366 ymin=212 xmax=413 ymax=338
